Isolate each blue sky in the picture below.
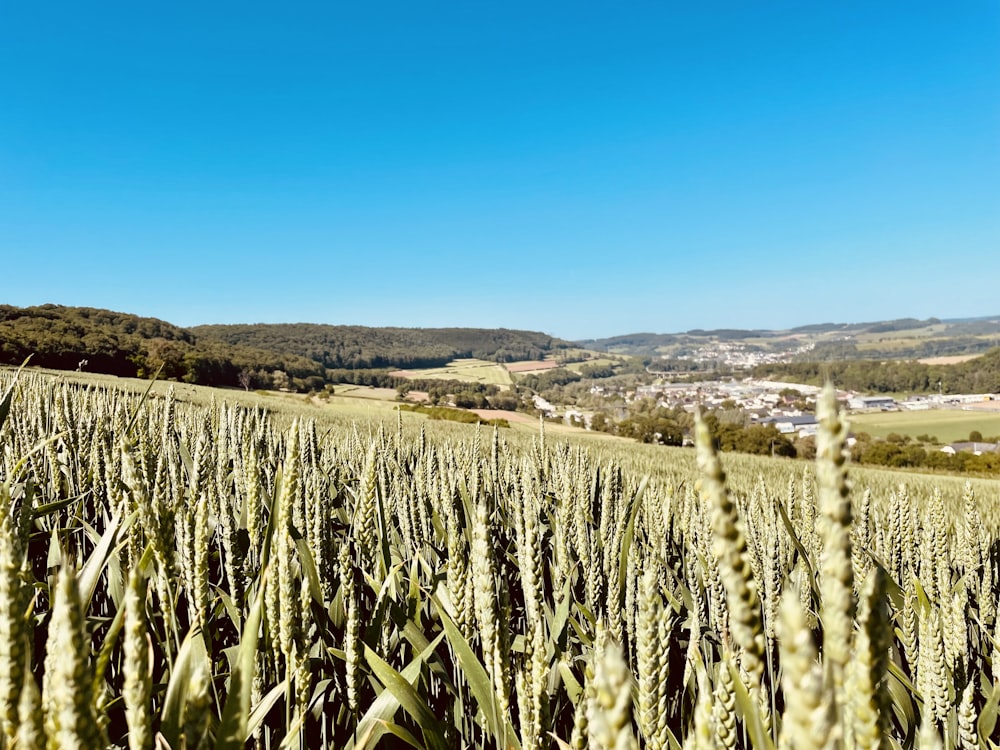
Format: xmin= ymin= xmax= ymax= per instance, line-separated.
xmin=1 ymin=2 xmax=998 ymax=339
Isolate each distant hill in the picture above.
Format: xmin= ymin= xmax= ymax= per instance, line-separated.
xmin=570 ymin=332 xmax=680 ymax=351
xmin=754 ymin=346 xmax=1000 ymax=395
xmin=581 ymin=316 xmax=1000 ymax=359
xmin=0 ymin=304 xmax=327 ymax=387
xmin=191 ymin=323 xmax=569 ymax=370
xmin=0 ymin=304 xmax=570 ymax=390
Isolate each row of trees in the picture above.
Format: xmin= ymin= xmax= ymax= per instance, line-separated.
xmin=850 ymin=431 xmax=1000 ymax=474
xmin=591 ymin=404 xmax=800 ymax=456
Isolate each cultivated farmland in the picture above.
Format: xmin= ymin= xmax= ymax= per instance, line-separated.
xmin=0 ymin=369 xmax=998 ymax=749
xmin=390 ymin=358 xmax=514 ymax=386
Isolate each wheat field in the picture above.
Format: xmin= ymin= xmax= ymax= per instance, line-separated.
xmin=0 ymin=368 xmax=997 ymax=749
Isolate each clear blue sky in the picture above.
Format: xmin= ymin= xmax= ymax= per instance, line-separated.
xmin=2 ymin=2 xmax=998 ymax=339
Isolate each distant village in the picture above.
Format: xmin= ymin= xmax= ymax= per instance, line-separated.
xmin=539 ymin=376 xmax=1000 ymax=457
xmin=661 ymin=340 xmax=817 ymax=369
xmin=510 ymin=339 xmax=1000 ymax=458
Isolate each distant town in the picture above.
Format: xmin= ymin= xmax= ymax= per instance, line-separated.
xmin=537 ymin=374 xmax=1000 ymax=457
xmin=657 ymin=340 xmax=817 ymax=369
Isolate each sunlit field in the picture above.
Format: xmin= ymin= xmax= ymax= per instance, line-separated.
xmin=0 ymin=368 xmax=998 ymax=748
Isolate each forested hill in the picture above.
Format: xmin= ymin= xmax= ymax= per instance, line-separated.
xmin=753 ymin=347 xmax=1000 ymax=394
xmin=0 ymin=304 xmax=327 ymax=386
xmin=0 ymin=304 xmax=569 ymax=389
xmin=190 ymin=323 xmax=568 ymax=369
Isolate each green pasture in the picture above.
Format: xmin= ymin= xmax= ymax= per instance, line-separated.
xmin=848 ymin=408 xmax=1000 ymax=443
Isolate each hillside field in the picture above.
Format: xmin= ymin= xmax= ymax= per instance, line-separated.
xmin=390 ymin=357 xmax=514 ymax=385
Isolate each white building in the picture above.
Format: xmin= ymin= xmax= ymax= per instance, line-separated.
xmin=848 ymin=396 xmax=896 ymax=410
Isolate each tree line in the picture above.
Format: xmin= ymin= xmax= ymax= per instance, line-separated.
xmin=588 ymin=402 xmax=800 ymax=456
